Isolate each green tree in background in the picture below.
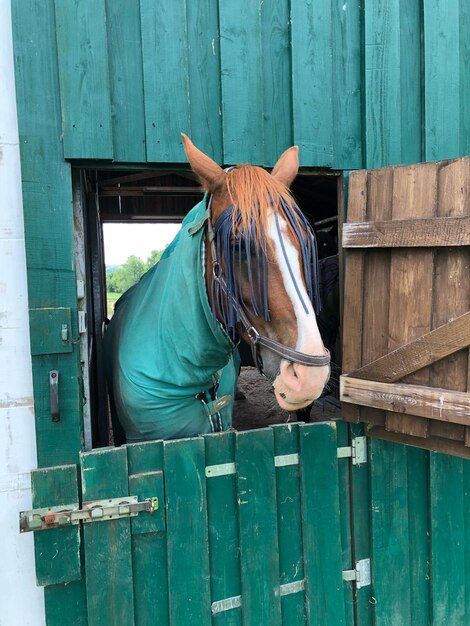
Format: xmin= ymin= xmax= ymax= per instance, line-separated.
xmin=106 ymin=248 xmax=166 ymax=295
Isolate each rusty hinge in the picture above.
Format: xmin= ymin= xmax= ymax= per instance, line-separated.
xmin=19 ymin=496 xmax=159 ymax=533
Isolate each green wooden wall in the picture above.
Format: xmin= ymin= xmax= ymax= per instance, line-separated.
xmin=11 ymin=2 xmax=470 ymax=624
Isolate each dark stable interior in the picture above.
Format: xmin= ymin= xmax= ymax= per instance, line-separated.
xmin=80 ymin=168 xmax=341 ymax=447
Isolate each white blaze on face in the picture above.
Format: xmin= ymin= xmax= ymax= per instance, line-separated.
xmin=268 ymin=212 xmax=325 ymax=355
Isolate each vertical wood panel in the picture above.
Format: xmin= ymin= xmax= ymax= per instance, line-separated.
xmin=186 ymin=0 xmax=223 ymax=163
xmin=12 ymin=0 xmax=84 ymax=469
xmin=299 ymin=423 xmax=346 ymax=626
xmin=219 ymin=1 xmax=264 ymax=164
xmin=385 ymin=162 xmax=436 ymax=436
xmin=205 ymin=432 xmax=242 ymax=626
xmin=80 ymin=447 xmax=134 ymax=626
xmin=342 ymin=169 xmax=367 ymax=422
xmin=364 ymin=0 xmax=422 ymax=168
xmin=406 ymin=448 xmax=431 ymax=626
xmin=424 ymin=0 xmax=461 ymax=161
xmin=32 ymin=465 xmax=87 ymax=626
xmin=236 ymin=429 xmax=282 ymax=626
xmin=291 ymin=0 xmax=333 ymax=166
xmin=127 ymin=441 xmax=169 ymax=626
xmin=430 ymin=453 xmax=466 ymax=624
xmin=332 ymin=0 xmax=363 ymax=169
xmin=370 ymin=440 xmax=412 ymax=625
xmin=164 ymin=438 xmax=212 ymax=626
xmin=140 ymin=0 xmax=190 ymax=162
xmin=54 ymin=0 xmax=113 ymax=159
xmin=105 ymin=0 xmax=146 ymax=162
xmin=260 ymin=0 xmax=293 ymax=165
xmin=272 ymin=424 xmax=306 ymax=625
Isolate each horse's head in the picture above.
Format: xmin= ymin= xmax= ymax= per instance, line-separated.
xmin=182 ymin=134 xmax=330 ymax=411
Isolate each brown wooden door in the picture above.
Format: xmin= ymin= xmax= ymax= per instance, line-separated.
xmin=341 ymin=157 xmax=470 ymax=458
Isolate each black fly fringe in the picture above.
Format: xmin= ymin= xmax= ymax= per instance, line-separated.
xmin=211 ymin=197 xmax=321 ymax=341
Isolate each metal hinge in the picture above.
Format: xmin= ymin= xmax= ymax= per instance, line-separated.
xmin=342 ymin=558 xmax=371 ymax=589
xmin=19 ymin=496 xmax=159 ymax=533
xmin=337 ymin=436 xmax=367 ymax=465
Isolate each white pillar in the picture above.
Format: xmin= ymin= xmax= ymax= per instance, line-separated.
xmin=0 ymin=1 xmax=45 ymax=623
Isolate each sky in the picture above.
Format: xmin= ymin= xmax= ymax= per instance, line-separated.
xmin=103 ymin=223 xmax=181 ymax=266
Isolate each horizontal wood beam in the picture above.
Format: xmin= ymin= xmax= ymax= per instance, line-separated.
xmin=343 ymin=216 xmax=470 ymax=248
xmin=367 ymin=426 xmax=470 ymax=460
xmin=340 ymin=377 xmax=470 ymax=426
xmin=347 ymin=311 xmax=470 ymax=382
xmin=99 ymin=186 xmax=202 ymax=197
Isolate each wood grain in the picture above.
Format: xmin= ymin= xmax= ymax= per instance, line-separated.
xmin=343 ymin=216 xmax=470 ymax=248
xmin=341 ymin=377 xmax=470 ymax=426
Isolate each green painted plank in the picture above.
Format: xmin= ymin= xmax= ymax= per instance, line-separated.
xmin=186 ymin=0 xmax=223 ymax=163
xmin=105 ymin=0 xmax=146 ymax=162
xmin=140 ymin=0 xmax=190 ymax=162
xmin=236 ymin=429 xmax=282 ymax=626
xmin=31 ymin=465 xmax=81 ymax=586
xmin=80 ymin=447 xmax=134 ymax=626
xmin=53 ymin=0 xmax=113 ymax=159
xmin=364 ymin=0 xmax=422 ymax=168
xmin=424 ymin=0 xmax=461 ymax=161
xmin=219 ymin=1 xmax=264 ymax=164
xmin=331 ymin=0 xmax=363 ymax=169
xmin=21 ymin=182 xmax=75 ymax=274
xmin=29 ymin=308 xmax=72 ymax=355
xmin=336 ymin=420 xmax=355 ymax=626
xmin=406 ymin=447 xmax=431 ymax=626
xmin=370 ymin=439 xmax=411 ymax=625
xmin=430 ymin=453 xmax=466 ymax=625
xmin=272 ymin=424 xmax=305 ymax=626
xmin=260 ymin=0 xmax=293 ymax=165
xmin=299 ymin=422 xmax=346 ymax=626
xmin=127 ymin=440 xmax=169 ymax=626
xmin=12 ymin=1 xmax=66 ymax=172
xmin=31 ymin=464 xmax=88 ymax=626
xmin=465 ymin=459 xmax=470 ymax=624
xmin=205 ymin=431 xmax=242 ymax=626
xmin=44 ymin=582 xmax=88 ymax=626
xmin=12 ymin=1 xmax=84 ymax=470
xmin=291 ymin=0 xmax=333 ymax=166
xmin=164 ymin=437 xmax=211 ymax=626
xmin=364 ymin=1 xmax=401 ymax=167
xmin=398 ymin=0 xmax=423 ymax=165
xmin=460 ymin=0 xmax=470 ymax=158
xmin=32 ymin=355 xmax=83 ymax=467
xmin=348 ymin=423 xmax=373 ymax=626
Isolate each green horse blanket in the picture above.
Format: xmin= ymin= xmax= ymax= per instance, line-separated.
xmin=104 ymin=197 xmax=239 ymax=442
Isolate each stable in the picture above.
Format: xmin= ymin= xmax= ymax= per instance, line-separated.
xmin=2 ymin=1 xmax=470 ymax=625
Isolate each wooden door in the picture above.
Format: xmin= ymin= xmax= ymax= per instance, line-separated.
xmin=341 ymin=157 xmax=470 ymax=458
xmin=27 ymin=423 xmax=353 ymax=625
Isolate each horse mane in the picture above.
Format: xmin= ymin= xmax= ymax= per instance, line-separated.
xmin=226 ymin=165 xmax=301 ymax=245
xmin=211 ymin=164 xmax=321 ymax=339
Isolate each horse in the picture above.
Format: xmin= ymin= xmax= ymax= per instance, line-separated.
xmin=103 ymin=135 xmax=331 ymax=443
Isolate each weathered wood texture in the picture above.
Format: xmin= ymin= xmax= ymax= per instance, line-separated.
xmin=13 ymin=0 xmax=470 ymax=168
xmin=32 ymin=425 xmax=350 ymax=625
xmin=342 ymin=157 xmax=470 ymax=456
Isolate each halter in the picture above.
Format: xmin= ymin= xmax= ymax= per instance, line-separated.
xmin=206 ymin=198 xmax=331 ymax=380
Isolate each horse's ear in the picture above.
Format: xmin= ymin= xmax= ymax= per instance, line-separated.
xmin=181 ymin=133 xmax=227 ymax=194
xmin=271 ymin=146 xmax=299 ymax=188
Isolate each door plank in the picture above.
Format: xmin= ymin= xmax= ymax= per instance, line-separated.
xmin=80 ymin=447 xmax=134 ymax=626
xmin=385 ymin=162 xmax=437 ymax=437
xmin=341 ymin=377 xmax=470 ymax=426
xmin=431 ymin=159 xmax=470 ymax=446
xmin=342 ymin=169 xmax=368 ymax=422
xmin=343 ymin=216 xmax=470 ymax=248
xmin=348 ymin=311 xmax=470 ymax=383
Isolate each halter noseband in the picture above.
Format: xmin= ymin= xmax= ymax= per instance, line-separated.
xmin=206 ymin=203 xmax=331 ymax=380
